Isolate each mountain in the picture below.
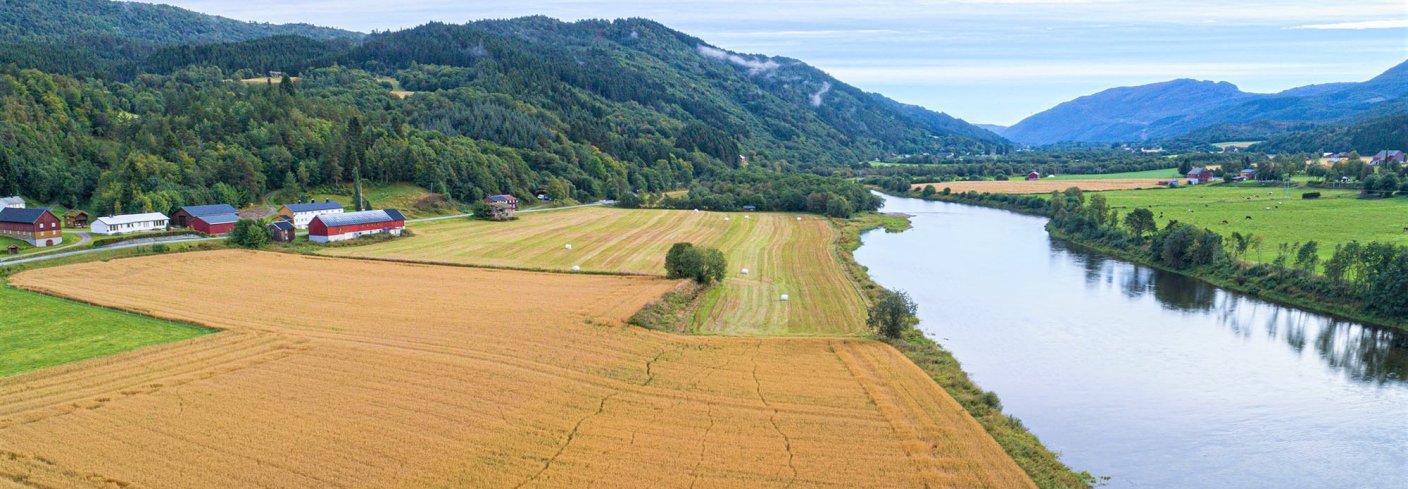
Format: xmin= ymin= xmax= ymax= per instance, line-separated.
xmin=975 ymin=124 xmax=1008 ymax=136
xmin=1251 ymin=113 xmax=1408 ymax=154
xmin=1004 ymin=61 xmax=1408 ymax=145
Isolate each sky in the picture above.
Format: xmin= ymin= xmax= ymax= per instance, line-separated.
xmin=136 ymin=1 xmax=1408 ymax=125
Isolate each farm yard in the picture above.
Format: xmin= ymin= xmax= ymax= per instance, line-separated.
xmin=322 ymin=207 xmax=868 ymax=336
xmin=1094 ymin=186 xmax=1408 ymax=262
xmin=911 ymin=178 xmax=1169 ymax=194
xmin=1 ymin=250 xmax=1033 ymax=488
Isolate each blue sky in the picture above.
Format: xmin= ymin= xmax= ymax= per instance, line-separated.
xmin=138 ymin=1 xmax=1407 ymax=125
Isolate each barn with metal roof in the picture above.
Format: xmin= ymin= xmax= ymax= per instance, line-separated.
xmin=308 ymin=209 xmax=406 ymax=244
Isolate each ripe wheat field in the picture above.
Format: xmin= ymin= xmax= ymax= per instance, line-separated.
xmin=322 ymin=207 xmax=867 ymax=336
xmin=2 ymin=251 xmax=1032 ymax=489
xmin=911 ymin=178 xmax=1169 ymax=194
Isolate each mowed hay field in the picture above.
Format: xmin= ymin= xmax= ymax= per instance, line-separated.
xmin=2 ymin=251 xmax=1033 ymax=488
xmin=912 ymin=178 xmax=1168 ymax=194
xmin=323 ymin=207 xmax=867 ymax=336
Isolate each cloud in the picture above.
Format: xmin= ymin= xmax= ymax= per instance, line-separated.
xmin=1293 ymin=19 xmax=1408 ymax=30
xmin=696 ymin=45 xmax=781 ymax=74
xmin=809 ymin=82 xmax=833 ymax=107
xmin=820 ymin=61 xmax=1342 ymax=83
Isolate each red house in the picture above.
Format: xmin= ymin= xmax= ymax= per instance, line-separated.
xmin=0 ymin=208 xmax=63 ymax=247
xmin=1026 ymin=171 xmax=1041 ymax=181
xmin=1187 ymin=167 xmax=1215 ymax=184
xmin=309 ymin=209 xmax=406 ymax=244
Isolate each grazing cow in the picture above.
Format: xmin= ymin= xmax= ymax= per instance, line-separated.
xmin=1245 ymin=216 xmax=1253 ymax=220
xmin=1221 ymin=220 xmax=1229 ymax=224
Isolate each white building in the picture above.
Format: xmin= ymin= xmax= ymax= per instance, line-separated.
xmin=91 ymin=213 xmax=169 ymax=235
xmin=278 ymin=201 xmax=344 ymax=229
xmin=0 ymin=196 xmax=24 ymax=209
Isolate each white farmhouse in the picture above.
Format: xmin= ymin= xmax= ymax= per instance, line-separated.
xmin=0 ymin=196 xmax=24 ymax=209
xmin=277 ymin=201 xmax=344 ymax=229
xmin=91 ymin=212 xmax=169 ymax=235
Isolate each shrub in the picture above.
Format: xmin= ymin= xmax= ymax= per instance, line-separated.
xmin=1302 ymin=192 xmax=1321 ymax=199
xmin=227 ymin=219 xmax=269 ymax=249
xmin=868 ymin=289 xmax=916 ymax=338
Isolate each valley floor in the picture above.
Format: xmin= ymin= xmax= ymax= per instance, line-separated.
xmin=2 ymin=250 xmax=1033 ymax=488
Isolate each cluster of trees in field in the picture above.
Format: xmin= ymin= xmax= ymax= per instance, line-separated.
xmin=664 ymin=242 xmax=727 ymax=285
xmin=629 ymin=171 xmax=883 ymax=218
xmin=1044 ymin=188 xmax=1408 ymax=323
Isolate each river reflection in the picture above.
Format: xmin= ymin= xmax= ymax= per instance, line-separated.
xmin=1053 ymin=239 xmax=1408 ymax=385
xmin=856 ymin=194 xmax=1408 ymax=489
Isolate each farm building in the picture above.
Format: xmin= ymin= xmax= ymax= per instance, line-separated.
xmin=267 ymin=219 xmax=296 ymax=242
xmin=277 ymin=200 xmax=344 ymax=229
xmin=173 ymin=204 xmax=239 ymax=235
xmin=1187 ymin=167 xmax=1215 ymax=184
xmin=485 ymin=194 xmax=519 ymax=210
xmin=0 ymin=208 xmax=62 ymax=247
xmin=1026 ymin=171 xmax=1041 ymax=181
xmin=308 ymin=209 xmax=405 ymax=244
xmin=485 ymin=202 xmax=514 ymax=221
xmin=0 ymin=196 xmax=24 ymax=209
xmin=91 ymin=213 xmax=169 ymax=235
xmin=64 ymin=210 xmax=90 ymax=228
xmin=1371 ymin=150 xmax=1405 ymax=166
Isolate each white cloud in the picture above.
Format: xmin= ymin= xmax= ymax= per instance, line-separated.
xmin=809 ymin=82 xmax=833 ymax=107
xmin=821 ymin=61 xmax=1343 ymax=84
xmin=696 ymin=45 xmax=781 ymax=74
xmin=1293 ymin=19 xmax=1408 ymax=30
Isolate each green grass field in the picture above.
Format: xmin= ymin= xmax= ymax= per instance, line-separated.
xmin=0 ymin=284 xmax=212 ymax=376
xmin=321 ymin=207 xmax=869 ymax=336
xmin=1047 ymin=168 xmax=1182 ymax=180
xmin=1095 ymin=185 xmax=1408 ymax=263
xmin=302 ymin=183 xmax=461 ymax=219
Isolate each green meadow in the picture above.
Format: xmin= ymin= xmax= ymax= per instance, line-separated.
xmin=0 ymin=284 xmax=212 ymax=376
xmin=1093 ymin=185 xmax=1408 ymax=262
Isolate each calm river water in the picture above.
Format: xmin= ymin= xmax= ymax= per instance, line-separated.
xmin=854 ymin=194 xmax=1408 ymax=489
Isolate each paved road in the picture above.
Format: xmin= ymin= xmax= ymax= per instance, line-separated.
xmin=407 ymin=202 xmax=605 ymax=223
xmin=0 ymin=236 xmax=221 ymax=267
xmin=1 ymin=203 xmax=607 ymax=267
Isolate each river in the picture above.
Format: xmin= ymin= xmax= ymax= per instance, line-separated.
xmin=853 ymin=194 xmax=1408 ymax=489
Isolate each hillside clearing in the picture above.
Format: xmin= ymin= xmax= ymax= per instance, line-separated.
xmin=322 ymin=207 xmax=868 ymax=336
xmin=3 ymin=250 xmax=1033 ymax=488
xmin=912 ymin=178 xmax=1169 ymax=194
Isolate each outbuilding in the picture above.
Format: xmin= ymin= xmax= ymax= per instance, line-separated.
xmin=64 ymin=210 xmax=90 ymax=228
xmin=91 ymin=212 xmax=169 ymax=235
xmin=308 ymin=209 xmax=405 ymax=244
xmin=0 ymin=208 xmax=63 ymax=247
xmin=1187 ymin=167 xmax=1215 ymax=184
xmin=1026 ymin=171 xmax=1041 ymax=181
xmin=277 ymin=200 xmax=344 ymax=229
xmin=267 ymin=219 xmax=296 ymax=242
xmin=173 ymin=204 xmax=239 ymax=235
xmin=1371 ymin=150 xmax=1405 ymax=166
xmin=485 ymin=194 xmax=519 ymax=210
xmin=0 ymin=196 xmax=24 ymax=209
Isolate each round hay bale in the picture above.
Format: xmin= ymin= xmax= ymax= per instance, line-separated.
xmin=571 ymin=265 xmax=581 ymax=272
xmin=796 ymin=217 xmax=802 ymax=221
xmin=724 ymin=217 xmax=730 ymax=221
xmin=565 ymin=244 xmax=573 ymax=250
xmin=741 ymin=267 xmax=749 ymax=275
xmin=779 ymin=294 xmax=789 ymax=302
xmin=744 ymin=215 xmax=750 ymax=220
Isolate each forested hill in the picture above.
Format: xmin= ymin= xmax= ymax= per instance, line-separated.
xmin=0 ymin=0 xmax=358 ymax=44
xmin=0 ymin=14 xmax=1005 ymax=217
xmin=1004 ymin=60 xmax=1408 ymax=145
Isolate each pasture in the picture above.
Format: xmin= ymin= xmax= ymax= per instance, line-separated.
xmin=0 ymin=285 xmax=210 ymax=376
xmin=322 ymin=207 xmax=868 ymax=336
xmin=1095 ymin=185 xmax=1408 ymax=262
xmin=2 ymin=251 xmax=1032 ymax=488
xmin=912 ymin=178 xmax=1168 ymax=194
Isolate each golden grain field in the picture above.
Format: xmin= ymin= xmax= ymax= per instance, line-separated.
xmin=2 ymin=251 xmax=1032 ymax=488
xmin=912 ymin=178 xmax=1169 ymax=194
xmin=322 ymin=208 xmax=867 ymax=336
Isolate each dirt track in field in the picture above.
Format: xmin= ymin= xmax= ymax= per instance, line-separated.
xmin=2 ymin=251 xmax=1033 ymax=489
xmin=912 ymin=178 xmax=1169 ymax=194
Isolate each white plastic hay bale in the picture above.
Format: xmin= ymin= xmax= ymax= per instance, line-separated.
xmin=741 ymin=267 xmax=750 ymax=275
xmin=571 ymin=265 xmax=581 ymax=272
xmin=724 ymin=217 xmax=730 ymax=221
xmin=693 ymin=208 xmax=700 ymax=212
xmin=744 ymin=215 xmax=750 ymax=220
xmin=779 ymin=294 xmax=789 ymax=302
xmin=796 ymin=217 xmax=802 ymax=221
xmin=565 ymin=244 xmax=573 ymax=250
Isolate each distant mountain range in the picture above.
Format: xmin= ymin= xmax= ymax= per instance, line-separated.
xmin=1003 ymin=61 xmax=1408 ymax=146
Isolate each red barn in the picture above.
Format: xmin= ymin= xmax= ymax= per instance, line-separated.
xmin=0 ymin=208 xmax=63 ymax=247
xmin=309 ymin=209 xmax=406 ymax=244
xmin=1187 ymin=167 xmax=1215 ymax=184
xmin=190 ymin=213 xmax=238 ymax=235
xmin=173 ymin=204 xmax=239 ymax=234
xmin=1026 ymin=171 xmax=1041 ymax=181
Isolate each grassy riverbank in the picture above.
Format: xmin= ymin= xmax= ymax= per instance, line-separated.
xmin=838 ymin=214 xmax=1098 ymax=489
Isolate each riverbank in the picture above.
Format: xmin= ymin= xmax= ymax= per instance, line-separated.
xmin=838 ymin=214 xmax=1097 ymax=489
xmin=900 ymin=190 xmax=1407 ymax=332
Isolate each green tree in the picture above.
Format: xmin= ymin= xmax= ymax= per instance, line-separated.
xmin=868 ymin=289 xmax=916 ymax=339
xmin=664 ymin=242 xmax=727 ymax=285
xmin=1295 ymin=241 xmax=1320 ymax=272
xmin=1123 ymin=208 xmax=1156 ymax=239
xmin=227 ymin=219 xmax=269 ymax=249
xmin=920 ymin=185 xmax=936 ymax=197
